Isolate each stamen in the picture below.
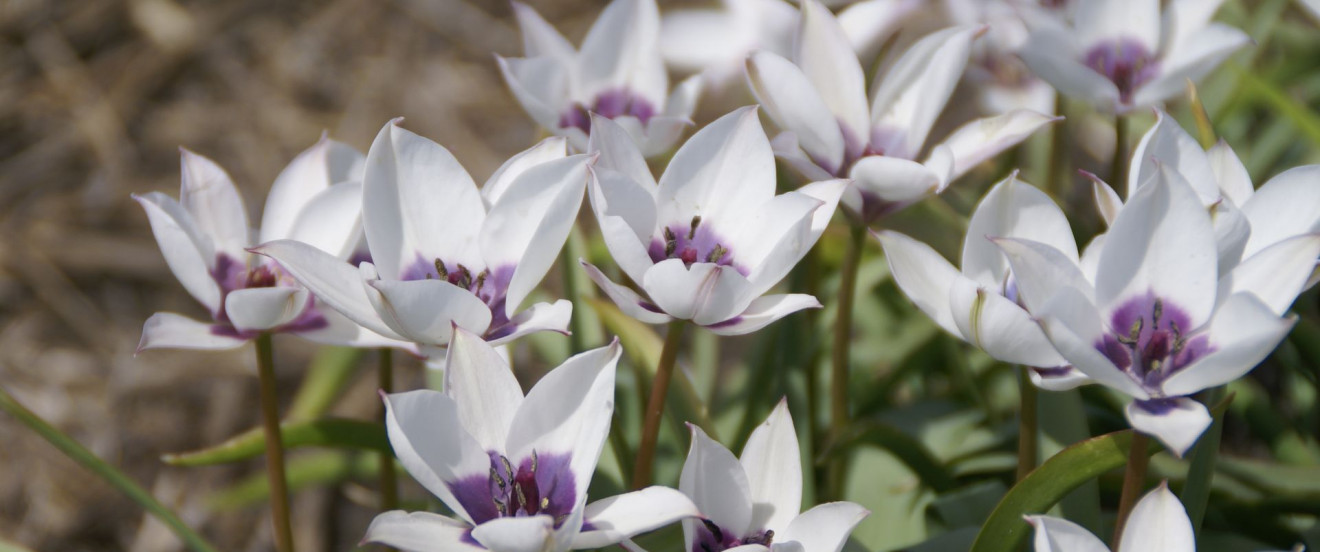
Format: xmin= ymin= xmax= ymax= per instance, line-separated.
xmin=688 ymin=216 xmax=701 ymax=240
xmin=664 ymin=227 xmax=678 ymax=257
xmin=530 ymin=450 xmax=538 ymax=474
xmin=1152 ymin=299 xmax=1163 ymax=327
xmin=491 ymin=466 xmax=506 ymax=491
xmin=702 ymin=519 xmax=724 ymax=542
xmin=493 ymin=499 xmax=507 ymax=515
xmin=475 ymin=269 xmax=489 ymax=295
xmin=434 ymin=259 xmax=448 ymax=280
xmin=456 ymin=264 xmax=472 ymax=289
xmin=500 ymin=456 xmax=514 ymax=482
xmin=707 ymin=244 xmax=727 ymax=264
xmin=540 ymin=497 xmax=550 ymax=510
xmin=1118 ymin=318 xmax=1143 ymax=346
xmin=513 ymin=482 xmax=527 ymax=511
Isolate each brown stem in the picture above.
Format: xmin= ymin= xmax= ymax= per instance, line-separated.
xmin=255 ymin=334 xmax=294 ymax=552
xmin=632 ymin=320 xmax=686 ymax=489
xmin=378 ymin=348 xmax=398 ymax=513
xmin=827 ymin=222 xmax=866 ymax=499
xmin=1111 ymin=431 xmax=1151 ymax=546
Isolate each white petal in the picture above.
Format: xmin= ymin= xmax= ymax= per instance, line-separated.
xmin=1240 ymin=165 xmax=1320 ymax=258
xmin=1127 ymin=111 xmax=1218 ymax=204
xmin=260 ymin=136 xmax=364 ymax=243
xmin=486 ymin=299 xmax=574 ymax=347
xmin=1091 ymin=177 xmax=1123 ymax=227
xmin=1125 ymin=398 xmax=1212 ymax=458
xmin=179 ymin=148 xmax=250 ymax=260
xmin=642 ymin=260 xmax=758 ymax=326
xmin=870 ymin=25 xmax=980 ymax=157
xmin=506 ymin=340 xmax=622 ymax=510
xmin=848 ymin=155 xmax=940 ymax=204
xmin=874 ymin=230 xmax=963 ymax=337
xmin=962 ymin=174 xmax=1078 ymax=290
xmin=574 ymin=487 xmax=701 ymax=548
xmin=1118 ymin=483 xmax=1195 ymax=552
xmin=1025 ymin=515 xmax=1109 ymax=552
xmin=382 ymin=390 xmax=491 ymax=524
xmin=586 ymin=167 xmax=658 ymax=285
xmin=224 ymin=286 xmax=310 ymax=333
xmin=483 ymin=136 xmax=569 ymax=206
xmin=795 ymin=0 xmax=871 ymax=147
xmin=1079 ymin=233 xmax=1107 ymax=284
xmin=578 ymin=0 xmax=661 ymax=99
xmin=735 ymin=189 xmax=830 ymax=295
xmin=295 ymin=309 xmax=416 ymax=351
xmin=590 ymin=115 xmax=659 ymax=189
xmin=1018 ymin=28 xmax=1121 ymax=111
xmin=1132 ymin=23 xmax=1250 ymax=109
xmin=471 ymin=515 xmax=557 ymax=552
xmin=681 ymin=424 xmax=754 ymax=544
xmin=949 ymin=280 xmax=1070 ymax=368
xmin=1220 ymin=234 xmax=1320 ymax=316
xmin=938 ymin=110 xmax=1059 ymax=182
xmin=497 ymin=55 xmax=573 ymax=134
xmin=362 ymin=510 xmax=482 ymax=552
xmin=137 ymin=312 xmax=248 ymax=352
xmin=511 ymin=2 xmax=576 ymax=61
xmin=250 ymin=240 xmax=400 ymax=339
xmin=657 ymin=107 xmax=775 ymax=234
xmin=664 ymin=74 xmax=703 ymax=119
xmin=1161 ymin=293 xmax=1296 ymax=397
xmin=1037 ymin=302 xmax=1150 ymax=400
xmin=1096 ymin=165 xmax=1218 ymax=329
xmin=740 ymin=399 xmax=802 ymax=534
xmin=482 ymin=155 xmax=590 ymax=316
xmin=704 ymin=294 xmax=821 ymax=336
xmin=366 ymin=278 xmax=493 ymax=346
xmin=770 ymin=132 xmax=837 ymax=183
xmin=775 ymin=502 xmax=868 ymax=552
xmin=285 ymin=182 xmax=364 ymax=259
xmin=133 ymin=192 xmax=221 ymax=313
xmin=838 ymin=0 xmax=916 ymax=57
xmin=990 ymin=237 xmax=1094 ymax=315
xmin=364 ymin=120 xmax=485 ymax=279
xmin=1207 ymin=139 xmax=1253 ymax=208
xmin=1028 ymin=366 xmax=1094 ymax=392
xmin=1164 ymin=0 xmax=1230 ymax=48
xmin=745 ymin=51 xmax=846 ymax=173
xmin=1075 ymin=0 xmax=1159 ymax=53
xmin=443 ymin=327 xmax=525 ymax=454
xmin=581 ymin=261 xmax=674 ymax=325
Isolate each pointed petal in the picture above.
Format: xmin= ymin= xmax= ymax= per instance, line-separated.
xmin=250 ymin=240 xmax=400 ymax=339
xmin=574 ymin=487 xmax=701 ymax=548
xmin=483 ymin=136 xmax=569 ymax=206
xmin=383 ymin=390 xmax=491 ymax=523
xmin=362 ymin=510 xmax=482 ymax=552
xmin=705 ymin=294 xmax=820 ymax=336
xmin=642 ymin=260 xmax=758 ymax=326
xmin=511 ymin=2 xmax=576 ymax=61
xmin=443 ymin=327 xmax=525 ymax=454
xmin=1132 ymin=24 xmax=1249 ymax=109
xmin=949 ymin=280 xmax=1070 ymax=368
xmin=1028 ymin=366 xmax=1094 ymax=392
xmin=497 ymin=55 xmax=573 ymax=134
xmin=1018 ymin=28 xmax=1120 ymax=111
xmin=770 ymin=132 xmax=837 ymax=183
xmin=586 ymin=167 xmax=658 ymax=284
xmin=471 ymin=515 xmax=557 ymax=552
xmin=795 ymin=0 xmax=871 ymax=146
xmin=775 ymin=502 xmax=868 ymax=552
xmin=1160 ymin=293 xmax=1296 ymax=397
xmin=869 ymin=25 xmax=979 ymax=156
xmin=1037 ymin=300 xmax=1150 ymax=400
xmin=224 ymin=286 xmax=310 ymax=333
xmin=137 ymin=312 xmax=248 ymax=352
xmin=873 ymin=230 xmax=963 ymax=337
xmin=657 ymin=107 xmax=775 ymax=234
xmin=1091 ymin=176 xmax=1123 ymax=227
xmin=962 ymin=174 xmax=1078 ymax=290
xmin=736 ymin=190 xmax=829 ymax=295
xmin=989 ymin=237 xmax=1094 ymax=314
xmin=260 ymin=136 xmax=364 ymax=243
xmin=179 ymin=148 xmax=250 ymax=259
xmin=482 ymin=155 xmax=590 ymax=316
xmin=295 ymin=308 xmax=416 ymax=351
xmin=285 ymin=181 xmax=363 ymax=259
xmin=1128 ymin=111 xmax=1218 ymax=203
xmin=745 ymin=51 xmax=846 ymax=173
xmin=848 ymin=155 xmax=940 ymax=204
xmin=681 ymin=425 xmax=754 ymax=541
xmin=1118 ymin=482 xmax=1195 ymax=552
xmin=1024 ymin=515 xmax=1109 ymax=552
xmin=590 ymin=114 xmax=659 ymax=189
xmin=1240 ymin=165 xmax=1320 ymax=258
xmin=838 ymin=0 xmax=916 ymax=56
xmin=1126 ymin=397 xmax=1212 ymax=458
xmin=581 ymin=261 xmax=673 ymax=325
xmin=1076 ymin=0 xmax=1159 ymax=53
xmin=366 ymin=278 xmax=493 ymax=346
xmin=1207 ymin=139 xmax=1253 ymax=207
xmin=740 ymin=400 xmax=802 ymax=533
xmin=133 ymin=192 xmax=221 ymax=312
xmin=486 ymin=299 xmax=573 ymax=347
xmin=939 ymin=110 xmax=1059 ymax=182
xmin=579 ymin=0 xmax=661 ymax=98
xmin=1219 ymin=234 xmax=1320 ymax=316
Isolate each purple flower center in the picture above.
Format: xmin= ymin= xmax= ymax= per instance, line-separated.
xmin=401 ymin=256 xmax=517 ymax=339
xmin=1083 ymin=38 xmax=1158 ymax=105
xmin=692 ymin=520 xmax=774 ymax=552
xmin=449 ymin=450 xmax=577 ymax=528
xmin=1095 ymin=293 xmax=1215 ymax=393
xmin=208 ymin=254 xmax=327 ymax=338
xmin=559 ymin=89 xmax=657 ymax=135
xmin=647 ymin=216 xmax=747 ymax=274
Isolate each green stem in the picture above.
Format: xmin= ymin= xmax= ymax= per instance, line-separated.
xmin=561 ymin=241 xmax=586 ymax=355
xmin=1180 ymin=386 xmax=1228 ymax=537
xmin=0 ymin=385 xmax=221 ymax=552
xmin=828 ymin=222 xmax=867 ymax=499
xmin=377 ymin=348 xmax=398 ymax=515
xmin=1112 ymin=114 xmax=1130 ymax=199
xmin=632 ymin=320 xmax=686 ymax=489
xmin=1016 ymin=367 xmax=1039 ymax=481
xmin=1047 ymin=93 xmax=1069 ymax=199
xmin=1111 ymin=431 xmax=1150 ymax=547
xmin=255 ymin=334 xmax=295 ymax=552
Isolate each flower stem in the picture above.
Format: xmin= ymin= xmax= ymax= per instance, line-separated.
xmin=561 ymin=237 xmax=587 ymax=355
xmin=255 ymin=333 xmax=295 ymax=552
xmin=632 ymin=320 xmax=686 ymax=489
xmin=0 ymin=385 xmax=221 ymax=552
xmin=1111 ymin=431 xmax=1150 ymax=547
xmin=377 ymin=347 xmax=398 ymax=514
xmin=828 ymin=222 xmax=867 ymax=499
xmin=1047 ymin=93 xmax=1070 ymax=199
xmin=1016 ymin=366 xmax=1038 ymax=481
xmin=1111 ymin=114 xmax=1130 ymax=198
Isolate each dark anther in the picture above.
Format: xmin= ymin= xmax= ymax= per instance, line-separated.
xmin=513 ymin=481 xmax=528 ymax=510
xmin=456 ymin=264 xmax=473 ymax=289
xmin=702 ymin=519 xmax=724 ymax=542
xmin=530 ymin=450 xmax=539 ymax=474
xmin=540 ymin=497 xmax=550 ymax=510
xmin=763 ymin=530 xmax=774 ymax=545
xmin=688 ymin=216 xmax=702 ymax=240
xmin=435 ymin=259 xmax=448 ymax=280
xmin=1119 ymin=318 xmax=1143 ymax=346
xmin=475 ymin=269 xmax=489 ymax=295
xmin=493 ymin=499 xmax=507 ymax=515
xmin=491 ymin=466 xmax=506 ymax=491
xmin=707 ymin=244 xmax=727 ymax=264
xmin=1152 ymin=299 xmax=1164 ymax=327
xmin=664 ymin=227 xmax=678 ymax=257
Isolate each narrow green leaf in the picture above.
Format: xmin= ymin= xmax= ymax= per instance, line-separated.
xmin=1038 ymin=388 xmax=1101 ymax=532
xmin=287 ymin=346 xmax=364 ymax=421
xmin=163 ymin=418 xmax=389 ymax=467
xmin=1234 ymin=64 xmax=1320 ymax=146
xmin=818 ymin=419 xmax=957 ymax=493
xmin=1180 ymin=387 xmax=1231 ymax=537
xmin=209 ymin=451 xmax=377 ymax=510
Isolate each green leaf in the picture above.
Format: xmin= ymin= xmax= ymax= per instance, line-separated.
xmin=1180 ymin=387 xmax=1232 ymax=537
xmin=163 ymin=418 xmax=389 ymax=466
xmin=287 ymin=346 xmax=364 ymax=421
xmin=819 ymin=419 xmax=957 ymax=493
xmin=209 ymin=451 xmax=377 ymax=509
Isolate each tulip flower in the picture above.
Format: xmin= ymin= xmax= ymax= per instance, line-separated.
xmin=498 ymin=0 xmax=701 ymax=158
xmin=1017 ymin=0 xmax=1249 ymax=114
xmin=942 ymin=0 xmax=1061 ymax=115
xmin=679 ymin=400 xmax=868 ymax=552
xmin=581 ymin=107 xmax=846 ymax=335
xmin=995 ymin=166 xmax=1320 ymax=456
xmin=362 ymin=328 xmax=700 ymax=552
xmin=254 ymin=120 xmax=588 ymax=356
xmin=876 ymin=174 xmax=1088 ymax=390
xmin=134 ymin=137 xmax=404 ymax=352
xmin=745 ymin=0 xmax=1056 ymax=223
xmin=1027 ymin=482 xmax=1191 ymax=552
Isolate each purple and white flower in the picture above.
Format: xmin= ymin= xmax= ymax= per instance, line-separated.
xmin=362 ymin=328 xmax=699 ymax=552
xmin=1027 ymin=482 xmax=1191 ymax=552
xmin=679 ymin=400 xmax=868 ymax=552
xmin=134 ymin=137 xmax=405 ymax=352
xmin=498 ymin=0 xmax=702 ymax=158
xmin=582 ymin=107 xmax=846 ymax=336
xmin=876 ymin=174 xmax=1088 ymax=390
xmin=1017 ymin=0 xmax=1250 ymax=114
xmin=254 ymin=120 xmax=589 ymax=356
xmin=745 ymin=0 xmax=1057 ymax=223
xmin=995 ymin=165 xmax=1320 ymax=456
xmin=942 ymin=0 xmax=1065 ymax=115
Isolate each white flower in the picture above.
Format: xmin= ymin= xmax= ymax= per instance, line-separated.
xmin=1027 ymin=482 xmax=1191 ymax=552
xmin=362 ymin=328 xmax=700 ymax=552
xmin=254 ymin=120 xmax=589 ymax=356
xmin=943 ymin=0 xmax=1063 ymax=115
xmin=498 ymin=0 xmax=702 ymax=158
xmin=1017 ymin=0 xmax=1250 ymax=114
xmin=134 ymin=137 xmax=406 ymax=352
xmin=995 ymin=165 xmax=1320 ymax=456
xmin=678 ymin=399 xmax=868 ymax=552
xmin=581 ymin=107 xmax=846 ymax=335
xmin=876 ymin=174 xmax=1089 ymax=390
xmin=746 ymin=0 xmax=1057 ymax=223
